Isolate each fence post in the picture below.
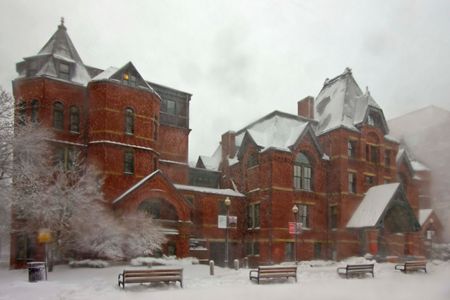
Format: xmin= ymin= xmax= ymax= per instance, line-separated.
xmin=233 ymin=259 xmax=239 ymax=270
xmin=209 ymin=260 xmax=214 ymax=276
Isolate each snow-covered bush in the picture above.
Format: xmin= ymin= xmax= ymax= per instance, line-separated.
xmin=69 ymin=259 xmax=109 ymax=268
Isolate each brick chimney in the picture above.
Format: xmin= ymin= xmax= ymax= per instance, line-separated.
xmin=221 ymin=131 xmax=236 ymax=159
xmin=298 ymin=96 xmax=314 ymax=119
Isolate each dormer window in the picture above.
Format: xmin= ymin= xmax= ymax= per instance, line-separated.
xmin=368 ymin=114 xmax=375 ymax=126
xmin=28 ymin=60 xmax=38 ymax=77
xmin=58 ymin=62 xmax=70 ymax=80
xmin=123 ymin=72 xmax=136 ymax=87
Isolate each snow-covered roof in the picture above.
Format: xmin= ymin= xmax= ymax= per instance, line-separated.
xmin=113 ymin=170 xmax=160 ymax=204
xmin=235 ymin=111 xmax=314 ymax=152
xmin=418 ymin=209 xmax=433 ymax=226
xmin=21 ymin=21 xmax=92 ymax=85
xmin=314 ymin=68 xmax=387 ymax=135
xmin=198 ymin=145 xmax=222 ymax=171
xmin=347 ymin=183 xmax=400 ymax=228
xmin=411 ymin=160 xmax=431 ymax=172
xmin=174 ymin=184 xmax=245 ymax=197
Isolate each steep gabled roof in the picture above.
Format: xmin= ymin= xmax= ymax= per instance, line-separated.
xmin=347 ymin=183 xmax=419 ymax=231
xmin=235 ymin=111 xmax=311 ymax=152
xmin=91 ymin=62 xmax=155 ymax=93
xmin=314 ymin=68 xmax=388 ymax=135
xmin=197 ymin=145 xmax=222 ymax=171
xmin=17 ymin=20 xmax=92 ymax=85
xmin=347 ymin=183 xmax=401 ymax=228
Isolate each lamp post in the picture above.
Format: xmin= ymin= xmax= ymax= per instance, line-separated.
xmin=427 ymin=218 xmax=435 ymax=259
xmin=224 ymin=197 xmax=231 ymax=267
xmin=292 ymin=205 xmax=299 ymax=264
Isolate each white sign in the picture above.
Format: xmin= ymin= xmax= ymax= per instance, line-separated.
xmin=218 ymin=215 xmax=238 ymax=229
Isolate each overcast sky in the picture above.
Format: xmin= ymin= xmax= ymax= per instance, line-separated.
xmin=1 ymin=0 xmax=449 ymax=162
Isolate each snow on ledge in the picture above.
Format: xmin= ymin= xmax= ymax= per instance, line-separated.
xmin=174 ymin=184 xmax=245 ymax=197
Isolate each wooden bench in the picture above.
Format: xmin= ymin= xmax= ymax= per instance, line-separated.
xmin=395 ymin=261 xmax=427 ymax=273
xmin=337 ymin=264 xmax=374 ymax=278
xmin=249 ymin=266 xmax=297 ymax=284
xmin=118 ymin=268 xmax=183 ymax=288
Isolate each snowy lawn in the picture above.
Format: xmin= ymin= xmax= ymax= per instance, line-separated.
xmin=0 ymin=258 xmax=449 ymax=300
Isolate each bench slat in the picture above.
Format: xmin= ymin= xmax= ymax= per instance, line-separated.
xmin=118 ymin=268 xmax=183 ymax=288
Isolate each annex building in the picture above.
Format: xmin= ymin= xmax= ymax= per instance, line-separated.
xmin=10 ymin=21 xmax=441 ymax=268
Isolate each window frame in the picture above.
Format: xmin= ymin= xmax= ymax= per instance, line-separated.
xmin=69 ymin=106 xmax=80 ymax=133
xmin=348 ymin=172 xmax=357 ymax=194
xmin=293 ymin=152 xmax=313 ymax=191
xmin=297 ymin=204 xmax=310 ymax=229
xmin=58 ymin=62 xmax=71 ymax=80
xmin=124 ymin=107 xmax=135 ymax=135
xmin=53 ymin=102 xmax=64 ymax=130
xmin=247 ymin=203 xmax=260 ymax=229
xmin=124 ymin=149 xmax=135 ymax=174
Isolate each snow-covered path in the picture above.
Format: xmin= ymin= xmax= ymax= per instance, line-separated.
xmin=0 ymin=259 xmax=449 ymax=300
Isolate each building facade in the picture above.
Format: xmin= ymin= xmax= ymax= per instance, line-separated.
xmin=10 ymin=22 xmax=437 ymax=268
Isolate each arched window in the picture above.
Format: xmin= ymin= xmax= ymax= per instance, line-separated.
xmin=293 ymin=152 xmax=312 ymax=191
xmin=53 ymin=102 xmax=64 ymax=130
xmin=138 ymin=199 xmax=161 ymax=219
xmin=125 ymin=108 xmax=134 ymax=135
xmin=124 ymin=149 xmax=134 ymax=174
xmin=31 ymin=100 xmax=39 ymax=123
xmin=69 ymin=106 xmax=80 ymax=133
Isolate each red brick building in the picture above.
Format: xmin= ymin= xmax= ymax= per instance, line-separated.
xmin=197 ymin=67 xmax=437 ymax=264
xmin=10 ymin=22 xmax=437 ymax=268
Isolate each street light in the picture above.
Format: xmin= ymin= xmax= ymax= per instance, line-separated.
xmin=427 ymin=218 xmax=435 ymax=259
xmin=292 ymin=205 xmax=299 ymax=264
xmin=224 ymin=197 xmax=231 ymax=267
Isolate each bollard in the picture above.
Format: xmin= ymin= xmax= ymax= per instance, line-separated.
xmin=209 ymin=260 xmax=214 ymax=276
xmin=234 ymin=259 xmax=239 ymax=270
xmin=243 ymin=257 xmax=249 ymax=269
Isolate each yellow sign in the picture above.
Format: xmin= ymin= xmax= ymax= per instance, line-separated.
xmin=37 ymin=229 xmax=52 ymax=244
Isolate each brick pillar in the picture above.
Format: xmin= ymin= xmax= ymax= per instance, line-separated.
xmin=176 ymin=222 xmax=191 ymax=258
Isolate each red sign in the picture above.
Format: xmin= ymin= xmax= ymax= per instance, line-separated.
xmin=288 ymin=222 xmax=302 ymax=234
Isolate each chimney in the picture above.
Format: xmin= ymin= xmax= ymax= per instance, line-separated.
xmin=221 ymin=131 xmax=236 ymax=159
xmin=298 ymin=96 xmax=314 ymax=119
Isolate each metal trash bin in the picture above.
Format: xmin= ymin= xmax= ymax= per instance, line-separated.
xmin=27 ymin=261 xmax=47 ymax=282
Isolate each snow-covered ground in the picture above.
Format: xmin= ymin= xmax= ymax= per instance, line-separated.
xmin=0 ymin=257 xmax=449 ymax=300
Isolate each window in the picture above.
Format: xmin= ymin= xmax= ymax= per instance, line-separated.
xmin=285 ymin=242 xmax=294 ymax=261
xmin=297 ymin=204 xmax=310 ymax=229
xmin=366 ymin=144 xmax=379 ymax=164
xmin=330 ymin=205 xmax=338 ymax=229
xmin=69 ymin=106 xmax=80 ymax=133
xmin=122 ymin=72 xmax=137 ymax=87
xmin=314 ymin=242 xmax=322 ymax=259
xmin=246 ymin=241 xmax=260 ymax=256
xmin=348 ymin=172 xmax=357 ymax=193
xmin=247 ymin=203 xmax=260 ymax=229
xmin=58 ymin=62 xmax=70 ymax=80
xmin=54 ymin=146 xmax=76 ymax=170
xmin=348 ymin=140 xmax=357 ymax=158
xmin=53 ymin=102 xmax=64 ymax=130
xmin=17 ymin=101 xmax=26 ymax=125
xmin=125 ymin=108 xmax=134 ymax=135
xmin=365 ymin=175 xmax=375 ymax=186
xmin=31 ymin=100 xmax=39 ymax=123
xmin=138 ymin=199 xmax=161 ymax=219
xmin=293 ymin=153 xmax=312 ymax=191
xmin=384 ymin=149 xmax=391 ymax=167
xmin=247 ymin=153 xmax=258 ymax=168
xmin=124 ymin=150 xmax=134 ymax=174
xmin=166 ymin=99 xmax=176 ymax=115
xmin=368 ymin=114 xmax=375 ymax=126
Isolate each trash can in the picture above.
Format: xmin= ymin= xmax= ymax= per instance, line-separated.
xmin=27 ymin=261 xmax=47 ymax=282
